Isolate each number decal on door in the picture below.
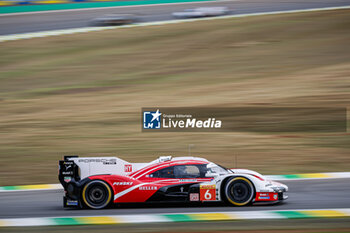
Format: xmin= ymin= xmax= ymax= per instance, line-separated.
xmin=200 ymin=184 xmax=216 ymax=201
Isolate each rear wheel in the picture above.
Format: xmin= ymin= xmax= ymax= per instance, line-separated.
xmin=82 ymin=180 xmax=112 ymax=209
xmin=224 ymin=177 xmax=254 ymax=206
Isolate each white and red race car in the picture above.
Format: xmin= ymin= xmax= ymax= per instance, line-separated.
xmin=59 ymin=156 xmax=288 ymax=209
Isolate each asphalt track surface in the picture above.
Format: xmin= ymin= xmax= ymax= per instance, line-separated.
xmin=0 ymin=179 xmax=349 ymax=218
xmin=0 ymin=0 xmax=350 ymax=35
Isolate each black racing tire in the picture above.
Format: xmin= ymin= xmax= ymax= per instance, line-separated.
xmin=224 ymin=176 xmax=254 ymax=206
xmin=82 ymin=180 xmax=113 ymax=209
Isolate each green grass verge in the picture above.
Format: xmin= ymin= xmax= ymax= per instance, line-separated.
xmin=0 ymin=0 xmax=216 ymax=14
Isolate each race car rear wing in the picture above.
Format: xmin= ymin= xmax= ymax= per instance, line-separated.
xmin=58 ymin=155 xmax=148 ymax=188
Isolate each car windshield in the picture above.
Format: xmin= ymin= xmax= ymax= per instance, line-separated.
xmin=206 ymin=163 xmax=231 ymax=175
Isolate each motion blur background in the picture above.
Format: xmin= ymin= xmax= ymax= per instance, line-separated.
xmin=0 ymin=0 xmax=350 ymax=187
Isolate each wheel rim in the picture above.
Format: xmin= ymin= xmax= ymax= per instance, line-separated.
xmin=88 ymin=186 xmax=106 ymax=204
xmin=230 ymin=181 xmax=250 ymax=202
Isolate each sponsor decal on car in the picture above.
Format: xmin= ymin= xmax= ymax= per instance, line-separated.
xmin=256 ymin=192 xmax=279 ymax=201
xmin=190 ymin=193 xmax=199 ymax=201
xmin=61 ymin=161 xmax=74 ymax=175
xmin=66 ymin=200 xmax=78 ymax=206
xmin=113 ymin=182 xmax=133 ymax=186
xmin=179 ymin=179 xmax=198 ymax=182
xmin=64 ymin=177 xmax=72 ymax=183
xmin=78 ymin=158 xmax=117 ymax=164
xmin=200 ymin=184 xmax=216 ymax=201
xmin=139 ymin=186 xmax=158 ymax=190
xmin=124 ymin=164 xmax=132 ymax=172
xmin=257 ymin=192 xmax=270 ymax=200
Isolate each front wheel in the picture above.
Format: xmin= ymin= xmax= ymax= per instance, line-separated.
xmin=82 ymin=180 xmax=113 ymax=209
xmin=224 ymin=177 xmax=254 ymax=206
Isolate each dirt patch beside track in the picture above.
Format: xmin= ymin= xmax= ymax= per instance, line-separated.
xmin=0 ymin=9 xmax=350 ymax=185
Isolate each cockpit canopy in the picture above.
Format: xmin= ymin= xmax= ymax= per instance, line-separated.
xmin=148 ymin=162 xmax=230 ymax=179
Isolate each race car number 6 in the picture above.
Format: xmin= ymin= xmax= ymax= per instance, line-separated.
xmin=204 ymin=189 xmax=212 ymax=200
xmin=200 ymin=185 xmax=216 ymax=201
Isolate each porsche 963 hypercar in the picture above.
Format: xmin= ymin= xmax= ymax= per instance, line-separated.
xmin=59 ymin=155 xmax=288 ymax=209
